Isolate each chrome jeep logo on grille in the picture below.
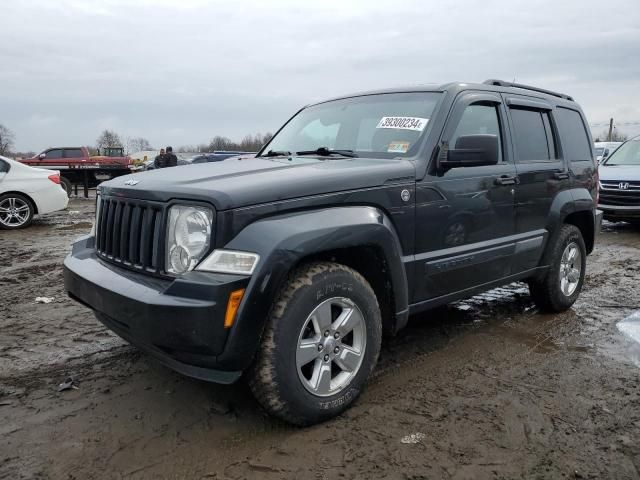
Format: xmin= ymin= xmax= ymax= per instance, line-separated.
xmin=618 ymin=182 xmax=630 ymax=190
xmin=124 ymin=179 xmax=140 ymax=186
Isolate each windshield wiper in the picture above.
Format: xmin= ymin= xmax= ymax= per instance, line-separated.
xmin=296 ymin=147 xmax=358 ymax=158
xmin=260 ymin=150 xmax=291 ymax=157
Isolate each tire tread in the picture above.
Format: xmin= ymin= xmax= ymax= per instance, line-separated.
xmin=529 ymin=224 xmax=585 ymax=313
xmin=248 ymin=261 xmax=379 ymax=426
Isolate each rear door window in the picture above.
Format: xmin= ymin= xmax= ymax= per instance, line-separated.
xmin=0 ymin=159 xmax=9 ymax=173
xmin=64 ymin=148 xmax=84 ymax=158
xmin=553 ymin=107 xmax=592 ymax=162
xmin=509 ymin=108 xmax=553 ymax=162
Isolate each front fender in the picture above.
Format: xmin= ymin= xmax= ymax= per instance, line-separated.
xmin=214 ymin=206 xmax=408 ymax=371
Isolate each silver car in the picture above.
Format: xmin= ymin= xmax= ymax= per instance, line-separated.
xmin=598 ymin=135 xmax=640 ymax=225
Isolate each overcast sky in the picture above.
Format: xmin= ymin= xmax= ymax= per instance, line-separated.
xmin=1 ymin=0 xmax=639 ymax=152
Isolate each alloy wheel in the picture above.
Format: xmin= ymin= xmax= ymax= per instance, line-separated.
xmin=296 ymin=297 xmax=367 ymax=397
xmin=559 ymin=241 xmax=582 ymax=296
xmin=0 ymin=197 xmax=31 ymax=228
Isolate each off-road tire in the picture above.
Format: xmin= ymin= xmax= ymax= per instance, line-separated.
xmin=248 ymin=262 xmax=382 ymax=426
xmin=0 ymin=193 xmax=35 ymax=230
xmin=528 ymin=224 xmax=586 ymax=312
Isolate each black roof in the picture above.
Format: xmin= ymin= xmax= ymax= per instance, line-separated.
xmin=309 ymin=79 xmax=576 ymax=107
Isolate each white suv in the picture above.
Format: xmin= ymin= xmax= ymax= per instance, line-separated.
xmin=598 ymin=136 xmax=640 ymax=225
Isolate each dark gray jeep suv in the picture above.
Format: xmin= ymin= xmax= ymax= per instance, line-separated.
xmin=64 ymin=79 xmax=601 ymax=425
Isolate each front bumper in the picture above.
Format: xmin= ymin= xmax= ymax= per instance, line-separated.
xmin=63 ymin=235 xmax=249 ymax=383
xmin=598 ymin=203 xmax=640 ymax=220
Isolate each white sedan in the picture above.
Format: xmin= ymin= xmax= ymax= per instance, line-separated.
xmin=0 ymin=155 xmax=69 ymax=229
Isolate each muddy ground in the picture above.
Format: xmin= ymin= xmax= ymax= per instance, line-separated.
xmin=1 ymin=194 xmax=639 ymax=479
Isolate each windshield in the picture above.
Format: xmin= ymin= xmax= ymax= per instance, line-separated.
xmin=595 ymin=147 xmax=604 ymax=156
xmin=604 ymin=139 xmax=640 ymax=166
xmin=262 ymin=92 xmax=441 ymax=159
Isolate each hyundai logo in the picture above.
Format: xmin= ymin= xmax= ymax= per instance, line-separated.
xmin=618 ymin=182 xmax=630 ymax=190
xmin=124 ymin=179 xmax=140 ymax=186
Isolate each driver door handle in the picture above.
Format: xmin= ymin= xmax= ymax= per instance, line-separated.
xmin=495 ymin=175 xmax=518 ymax=186
xmin=553 ymin=171 xmax=570 ymax=180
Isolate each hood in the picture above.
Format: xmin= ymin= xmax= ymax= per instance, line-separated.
xmin=100 ymin=156 xmax=416 ymax=210
xmin=599 ymin=164 xmax=640 ymax=182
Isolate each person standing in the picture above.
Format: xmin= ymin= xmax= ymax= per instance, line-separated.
xmin=153 ymin=148 xmax=166 ymax=169
xmin=164 ymin=146 xmax=178 ymax=168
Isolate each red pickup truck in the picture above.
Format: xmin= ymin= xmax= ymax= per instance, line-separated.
xmin=20 ymin=146 xmax=137 ymax=195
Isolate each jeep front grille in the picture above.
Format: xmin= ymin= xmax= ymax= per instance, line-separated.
xmin=95 ymin=196 xmax=165 ymax=274
xmin=599 ymin=180 xmax=640 ymax=206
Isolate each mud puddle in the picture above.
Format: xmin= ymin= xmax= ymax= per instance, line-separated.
xmin=616 ymin=311 xmax=640 ymax=368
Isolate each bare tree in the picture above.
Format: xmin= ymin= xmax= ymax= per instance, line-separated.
xmin=208 ymin=135 xmax=234 ymax=151
xmin=0 ymin=124 xmax=15 ymax=156
xmin=96 ymin=130 xmax=123 ymax=150
xmin=239 ymin=134 xmax=256 ymax=151
xmin=207 ymin=132 xmax=273 ymax=152
xmin=127 ymin=136 xmax=152 ymax=154
xmin=176 ymin=145 xmax=197 ymax=153
xmin=262 ymin=132 xmax=273 ymax=146
xmin=595 ymin=129 xmax=629 ymax=142
xmin=12 ymin=150 xmax=36 ymax=159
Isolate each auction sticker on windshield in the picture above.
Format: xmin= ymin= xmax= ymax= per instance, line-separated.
xmin=376 ymin=117 xmax=428 ymax=131
xmin=388 ymin=141 xmax=410 ymax=153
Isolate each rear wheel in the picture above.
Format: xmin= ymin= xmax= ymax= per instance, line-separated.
xmin=0 ymin=193 xmax=35 ymax=229
xmin=60 ymin=176 xmax=73 ymax=197
xmin=249 ymin=262 xmax=382 ymax=426
xmin=528 ymin=224 xmax=586 ymax=312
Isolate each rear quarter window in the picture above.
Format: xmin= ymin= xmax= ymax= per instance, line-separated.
xmin=553 ymin=107 xmax=592 ymax=162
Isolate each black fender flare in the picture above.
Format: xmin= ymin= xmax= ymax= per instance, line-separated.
xmin=214 ymin=206 xmax=409 ymax=371
xmin=540 ymin=187 xmax=596 ymax=263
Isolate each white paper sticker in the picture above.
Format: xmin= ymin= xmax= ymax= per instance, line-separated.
xmin=376 ymin=116 xmax=428 ymax=131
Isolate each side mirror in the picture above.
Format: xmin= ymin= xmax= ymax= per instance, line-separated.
xmin=38 ymin=153 xmax=46 ymax=159
xmin=440 ymin=134 xmax=499 ymax=169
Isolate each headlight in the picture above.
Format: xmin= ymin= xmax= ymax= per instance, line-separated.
xmin=166 ymin=205 xmax=213 ymax=275
xmin=196 ymin=250 xmax=260 ymax=275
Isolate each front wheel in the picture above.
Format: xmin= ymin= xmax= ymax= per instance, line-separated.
xmin=249 ymin=262 xmax=382 ymax=426
xmin=528 ymin=224 xmax=586 ymax=312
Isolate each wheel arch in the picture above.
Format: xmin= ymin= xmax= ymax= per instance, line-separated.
xmin=214 ymin=206 xmax=409 ymax=371
xmin=288 ymin=244 xmax=399 ymax=337
xmin=564 ymin=210 xmax=595 ymax=254
xmin=543 ymin=188 xmax=596 ymax=261
xmin=0 ymin=190 xmax=38 ymax=214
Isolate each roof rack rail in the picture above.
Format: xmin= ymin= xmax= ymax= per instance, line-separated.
xmin=483 ymin=79 xmax=573 ymax=101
